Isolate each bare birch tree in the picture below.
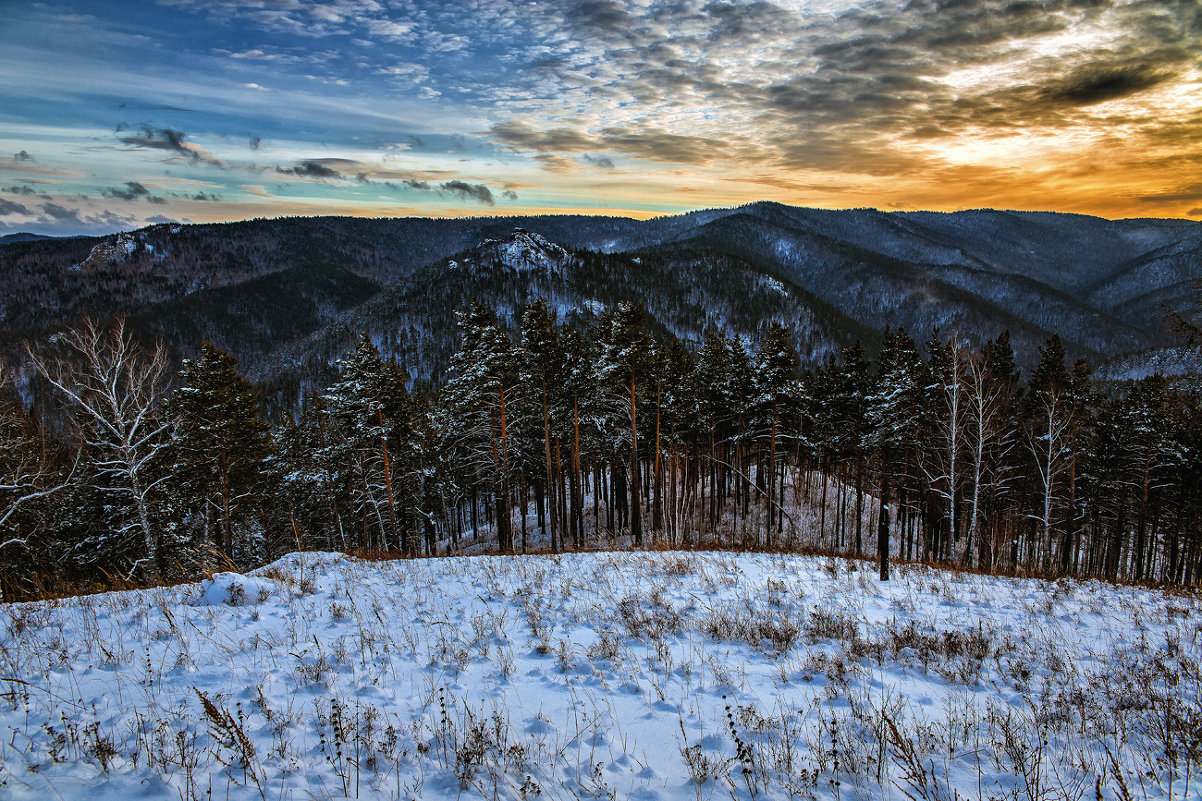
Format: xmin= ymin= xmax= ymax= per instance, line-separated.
xmin=27 ymin=316 xmax=170 ymax=577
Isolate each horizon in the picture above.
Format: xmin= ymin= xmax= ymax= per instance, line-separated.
xmin=2 ymin=1 xmax=1200 ymax=236
xmin=5 ymin=200 xmax=1201 ymax=242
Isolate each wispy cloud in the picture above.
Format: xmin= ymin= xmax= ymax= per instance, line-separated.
xmin=118 ymin=125 xmax=224 ymax=167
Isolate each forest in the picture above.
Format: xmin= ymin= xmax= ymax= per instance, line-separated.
xmin=1 ymin=298 xmax=1200 ymax=601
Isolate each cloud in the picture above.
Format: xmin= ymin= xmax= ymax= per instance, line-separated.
xmin=248 ymin=136 xmax=261 ymax=151
xmin=1189 ymin=208 xmax=1202 ymax=217
xmin=41 ymin=202 xmax=83 ymax=223
xmin=0 ymin=198 xmax=30 ymax=215
xmin=119 ymin=125 xmax=224 ymax=167
xmin=441 ymin=180 xmax=494 ymax=205
xmin=240 ymin=184 xmax=273 ymax=197
xmin=491 ymin=121 xmax=599 ymax=153
xmin=383 ymin=177 xmax=503 ymax=205
xmin=13 ymin=151 xmax=33 ymax=163
xmin=191 ymin=192 xmax=222 ymax=201
xmin=1038 ymin=63 xmax=1177 ymax=107
xmin=3 ymin=185 xmax=37 ymax=196
xmin=101 ymin=180 xmax=153 ymax=201
xmin=493 ymin=120 xmax=725 ymax=165
xmin=276 ymin=159 xmax=347 ymax=180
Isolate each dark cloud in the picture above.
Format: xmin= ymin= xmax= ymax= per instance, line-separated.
xmin=121 ymin=125 xmax=186 ymax=151
xmin=1038 ymin=63 xmax=1175 ymax=106
xmin=191 ymin=192 xmax=222 ymax=201
xmin=581 ymin=154 xmax=615 ymax=169
xmin=276 ymin=159 xmax=347 ymax=180
xmin=440 ymin=180 xmax=495 ymax=205
xmin=1189 ymin=208 xmax=1202 ymax=217
xmin=41 ymin=202 xmax=82 ymax=223
xmin=384 ymin=177 xmax=500 ymax=204
xmin=101 ymin=180 xmax=152 ymax=201
xmin=248 ymin=136 xmax=262 ymax=150
xmin=4 ymin=185 xmax=37 ymax=195
xmin=12 ymin=151 xmax=33 ymax=162
xmin=119 ymin=125 xmax=223 ymax=166
xmin=501 ymin=190 xmax=518 ymax=201
xmin=0 ymin=198 xmax=30 ymax=215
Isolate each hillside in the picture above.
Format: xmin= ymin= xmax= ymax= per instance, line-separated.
xmin=1 ymin=550 xmax=1197 ymax=800
xmin=1 ymin=205 xmax=1199 ymax=385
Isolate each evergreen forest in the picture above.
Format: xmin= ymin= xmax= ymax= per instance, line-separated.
xmin=3 ymin=300 xmax=1200 ymax=600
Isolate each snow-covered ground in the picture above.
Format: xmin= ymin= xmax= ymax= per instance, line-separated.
xmin=1 ymin=551 xmax=1199 ymax=800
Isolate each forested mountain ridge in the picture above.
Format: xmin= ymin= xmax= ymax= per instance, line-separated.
xmin=254 ymin=230 xmax=874 ymax=402
xmin=2 ymin=204 xmax=1199 ymax=387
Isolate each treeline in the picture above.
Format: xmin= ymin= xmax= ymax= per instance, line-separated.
xmin=2 ymin=301 xmax=1200 ymax=600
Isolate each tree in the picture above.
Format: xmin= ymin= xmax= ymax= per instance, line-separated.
xmin=520 ymin=301 xmax=564 ymax=550
xmin=1022 ymin=336 xmax=1075 ymax=572
xmin=442 ymin=305 xmax=519 ymax=552
xmin=0 ymin=363 xmax=69 ymax=598
xmin=165 ymin=342 xmax=274 ymax=563
xmin=26 ymin=316 xmax=170 ymax=578
xmin=924 ymin=333 xmax=969 ymax=563
xmin=869 ymin=328 xmax=926 ymax=579
xmin=962 ymin=339 xmax=1018 ymax=568
xmin=325 ymin=333 xmax=411 ymax=553
xmin=598 ymin=302 xmax=653 ymax=546
xmin=753 ymin=322 xmax=802 ymax=544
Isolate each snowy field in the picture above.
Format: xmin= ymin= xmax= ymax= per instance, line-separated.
xmin=1 ymin=551 xmax=1199 ymax=800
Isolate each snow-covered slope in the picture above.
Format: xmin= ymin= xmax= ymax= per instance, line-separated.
xmin=2 ymin=551 xmax=1198 ymax=800
xmin=469 ymin=228 xmax=575 ymax=276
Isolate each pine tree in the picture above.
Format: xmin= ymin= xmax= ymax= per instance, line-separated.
xmin=442 ymin=304 xmax=519 ymax=552
xmin=598 ymin=302 xmax=653 ymax=546
xmin=520 ymin=301 xmax=564 ymax=550
xmin=165 ymin=342 xmax=274 ymax=563
xmin=869 ymin=328 xmax=926 ymax=579
xmin=753 ymin=323 xmax=801 ymax=544
xmin=326 ymin=333 xmax=411 ymax=553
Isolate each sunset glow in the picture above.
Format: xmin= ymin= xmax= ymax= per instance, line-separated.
xmin=2 ymin=0 xmax=1199 ymax=235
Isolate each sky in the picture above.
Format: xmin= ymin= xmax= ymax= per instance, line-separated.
xmin=1 ymin=0 xmax=1200 ymax=236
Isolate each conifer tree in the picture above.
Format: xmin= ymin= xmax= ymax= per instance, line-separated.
xmin=165 ymin=342 xmax=274 ymax=562
xmin=598 ymin=302 xmax=653 ymax=546
xmin=753 ymin=322 xmax=801 ymax=543
xmin=326 ymin=333 xmax=411 ymax=553
xmin=869 ymin=328 xmax=926 ymax=579
xmin=520 ymin=301 xmax=564 ymax=550
xmin=443 ymin=304 xmax=519 ymax=552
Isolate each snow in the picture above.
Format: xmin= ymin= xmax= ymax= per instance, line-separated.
xmin=1 ymin=550 xmax=1198 ymax=800
xmin=479 ymin=229 xmax=572 ymax=276
xmin=759 ymin=276 xmax=787 ymax=296
xmin=188 ymin=572 xmax=277 ymax=607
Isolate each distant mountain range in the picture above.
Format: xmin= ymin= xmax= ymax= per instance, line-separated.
xmin=2 ymin=203 xmax=1198 ymax=400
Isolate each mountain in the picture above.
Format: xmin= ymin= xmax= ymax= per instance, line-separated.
xmin=2 ymin=204 xmax=1199 ymax=396
xmin=0 ymin=231 xmax=56 ymax=244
